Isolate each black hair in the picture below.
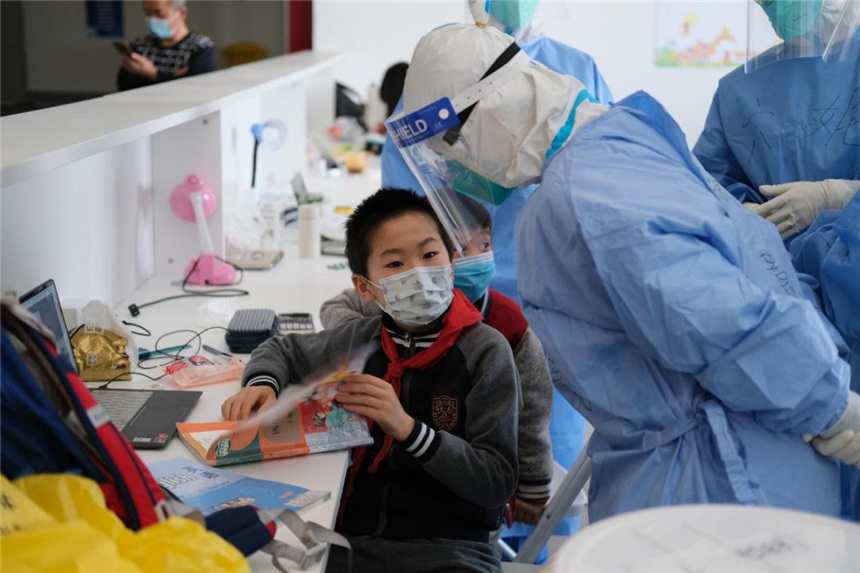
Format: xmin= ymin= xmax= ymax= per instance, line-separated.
xmin=379 ymin=62 xmax=409 ymax=118
xmin=458 ymin=194 xmax=492 ymax=232
xmin=345 ymin=188 xmax=454 ymax=276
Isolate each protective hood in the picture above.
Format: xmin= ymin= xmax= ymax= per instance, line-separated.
xmin=401 ymin=23 xmax=607 ymax=189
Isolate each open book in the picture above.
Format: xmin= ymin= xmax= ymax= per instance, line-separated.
xmin=148 ymin=458 xmax=329 ymax=515
xmin=176 ymin=398 xmax=373 ymax=466
xmin=178 ymin=341 xmax=376 ymax=467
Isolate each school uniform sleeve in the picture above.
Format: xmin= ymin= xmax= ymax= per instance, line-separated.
xmin=319 ymin=289 xmax=382 ymax=330
xmin=243 ymin=318 xmax=381 ymax=395
xmin=397 ymin=323 xmax=519 ymax=509
xmin=512 ymin=327 xmax=553 ymax=502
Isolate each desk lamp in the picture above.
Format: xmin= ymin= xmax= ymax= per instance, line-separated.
xmin=250 ymin=119 xmax=286 ymax=188
xmin=169 ymin=174 xmax=236 ymax=285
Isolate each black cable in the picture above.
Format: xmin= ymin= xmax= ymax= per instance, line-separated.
xmin=121 ymin=320 xmax=152 ymax=337
xmin=97 ymin=370 xmax=165 ymax=390
xmin=99 ymin=326 xmax=231 ymax=387
xmin=136 ymin=326 xmax=230 ymax=371
xmin=128 ymin=255 xmax=248 ymax=316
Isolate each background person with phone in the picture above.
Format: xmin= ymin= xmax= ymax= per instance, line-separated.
xmin=117 ymin=0 xmax=216 ymax=91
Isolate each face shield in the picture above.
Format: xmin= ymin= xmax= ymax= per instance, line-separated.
xmin=385 ymin=42 xmax=526 ymax=253
xmin=746 ymin=0 xmax=860 ymax=73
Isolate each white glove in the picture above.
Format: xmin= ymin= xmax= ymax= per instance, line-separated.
xmin=753 ymin=179 xmax=860 ymax=239
xmin=806 ymin=391 xmax=860 ymax=469
xmin=808 ymin=431 xmax=860 ymax=468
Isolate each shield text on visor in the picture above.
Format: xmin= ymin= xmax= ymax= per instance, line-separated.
xmin=385 ymin=42 xmax=524 ymax=253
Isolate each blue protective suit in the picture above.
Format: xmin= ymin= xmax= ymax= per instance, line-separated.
xmin=790 ymin=192 xmax=860 ymax=519
xmin=692 ymin=33 xmax=860 ymax=204
xmin=518 ymin=91 xmax=851 ymax=522
xmin=382 ymin=35 xmax=613 ymax=536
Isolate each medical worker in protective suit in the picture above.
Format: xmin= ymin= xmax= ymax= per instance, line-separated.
xmin=695 ymin=0 xmax=860 ymax=519
xmin=694 ymin=0 xmax=860 ymax=235
xmin=386 ymin=22 xmax=860 ymax=522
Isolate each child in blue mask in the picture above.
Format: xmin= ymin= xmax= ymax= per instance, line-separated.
xmin=321 ymin=195 xmax=554 ymax=527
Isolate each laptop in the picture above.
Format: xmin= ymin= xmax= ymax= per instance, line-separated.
xmin=19 ymin=279 xmax=201 ymax=449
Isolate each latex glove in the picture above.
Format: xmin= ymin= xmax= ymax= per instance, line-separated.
xmin=805 ymin=391 xmax=860 ymax=468
xmin=807 ymin=431 xmax=860 ymax=468
xmin=754 ymin=179 xmax=860 ymax=239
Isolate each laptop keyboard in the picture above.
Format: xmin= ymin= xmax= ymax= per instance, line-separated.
xmin=91 ymin=390 xmax=152 ymax=431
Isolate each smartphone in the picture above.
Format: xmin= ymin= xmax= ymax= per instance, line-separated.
xmin=112 ymin=41 xmax=132 ymax=57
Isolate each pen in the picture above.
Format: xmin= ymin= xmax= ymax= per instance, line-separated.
xmin=138 ymin=344 xmax=191 ymax=360
xmin=203 ymin=344 xmax=233 ymax=358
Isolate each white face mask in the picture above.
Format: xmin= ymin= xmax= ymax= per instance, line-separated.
xmin=366 ymin=265 xmax=454 ymax=327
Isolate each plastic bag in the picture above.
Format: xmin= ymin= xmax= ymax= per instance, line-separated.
xmin=69 ymin=300 xmax=139 ymax=381
xmin=1 ymin=474 xmax=249 ymax=573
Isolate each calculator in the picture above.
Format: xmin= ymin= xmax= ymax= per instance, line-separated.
xmin=276 ymin=313 xmax=316 ymax=336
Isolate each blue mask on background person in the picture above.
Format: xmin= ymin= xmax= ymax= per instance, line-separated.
xmin=148 ymin=17 xmax=173 ymax=39
xmin=486 ymin=0 xmax=540 ymax=35
xmin=761 ymin=0 xmax=823 ymax=40
xmin=454 ymin=252 xmax=496 ymax=302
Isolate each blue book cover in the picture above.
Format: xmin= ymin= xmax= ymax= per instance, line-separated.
xmin=148 ymin=458 xmax=330 ymax=516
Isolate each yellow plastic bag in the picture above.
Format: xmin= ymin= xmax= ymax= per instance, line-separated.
xmin=1 ymin=474 xmax=249 ymax=573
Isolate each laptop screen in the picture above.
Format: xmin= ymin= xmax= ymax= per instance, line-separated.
xmin=19 ymin=279 xmax=77 ymax=372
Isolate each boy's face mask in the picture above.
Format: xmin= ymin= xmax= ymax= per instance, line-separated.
xmin=453 ymin=252 xmax=496 ymax=303
xmin=365 ymin=265 xmax=454 ymax=327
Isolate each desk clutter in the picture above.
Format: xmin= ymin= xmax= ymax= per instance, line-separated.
xmin=2 ymin=297 xmax=350 ymax=571
xmin=226 ymin=309 xmax=315 ymax=353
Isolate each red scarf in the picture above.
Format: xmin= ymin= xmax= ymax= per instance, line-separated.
xmin=338 ymin=289 xmax=482 ymax=523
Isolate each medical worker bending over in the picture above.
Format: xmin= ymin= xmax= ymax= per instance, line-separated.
xmin=694 ymin=0 xmax=860 ymax=240
xmin=388 ymin=22 xmax=860 ymax=522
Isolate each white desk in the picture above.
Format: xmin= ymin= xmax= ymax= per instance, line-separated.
xmin=114 ymin=251 xmax=356 ymax=572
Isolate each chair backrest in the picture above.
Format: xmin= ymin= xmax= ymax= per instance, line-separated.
xmin=497 ymin=438 xmax=592 ymax=565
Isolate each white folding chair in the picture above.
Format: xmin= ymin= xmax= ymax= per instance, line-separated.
xmin=498 ymin=438 xmax=592 ymax=566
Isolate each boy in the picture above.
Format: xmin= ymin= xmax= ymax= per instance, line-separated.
xmin=222 ymin=189 xmax=519 ymax=573
xmin=320 ymin=198 xmax=554 ymax=525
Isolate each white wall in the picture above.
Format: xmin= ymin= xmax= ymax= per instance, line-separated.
xmin=314 ymin=0 xmax=744 ymax=145
xmin=23 ymin=0 xmax=285 ymax=94
xmin=1 ymin=139 xmax=154 ymax=304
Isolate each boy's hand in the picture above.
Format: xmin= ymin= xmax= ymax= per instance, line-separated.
xmin=222 ymin=385 xmax=277 ymax=421
xmin=511 ymin=497 xmax=548 ymax=525
xmin=335 ymin=374 xmax=414 ymax=441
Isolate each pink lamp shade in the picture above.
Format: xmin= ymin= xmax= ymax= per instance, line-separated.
xmin=170 ymin=174 xmax=217 ymax=222
xmin=168 ymin=174 xmax=236 ymax=286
